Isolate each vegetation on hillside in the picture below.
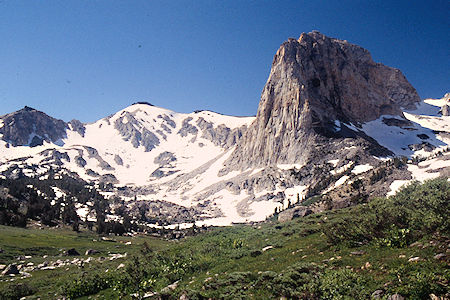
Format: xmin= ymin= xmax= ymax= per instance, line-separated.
xmin=0 ymin=177 xmax=448 ymax=299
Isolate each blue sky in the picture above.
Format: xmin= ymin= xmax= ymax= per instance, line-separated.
xmin=0 ymin=1 xmax=448 ymax=122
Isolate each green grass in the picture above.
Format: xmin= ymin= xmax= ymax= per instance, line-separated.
xmin=0 ymin=225 xmax=169 ymax=299
xmin=0 ymin=178 xmax=448 ymax=299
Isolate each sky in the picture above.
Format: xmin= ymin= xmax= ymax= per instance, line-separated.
xmin=0 ymin=0 xmax=448 ymax=122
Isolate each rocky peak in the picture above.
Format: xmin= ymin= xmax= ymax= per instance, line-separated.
xmin=0 ymin=106 xmax=68 ymax=147
xmin=223 ymin=31 xmax=420 ymax=170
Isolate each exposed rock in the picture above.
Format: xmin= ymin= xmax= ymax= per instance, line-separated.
xmin=278 ymin=206 xmax=312 ymax=222
xmin=441 ymin=104 xmax=450 ymax=116
xmin=161 ymin=280 xmax=179 ymax=294
xmin=223 ymin=31 xmax=419 ymax=171
xmin=434 ymin=253 xmax=446 ymax=260
xmin=371 ymin=290 xmax=384 ymax=298
xmin=114 ymin=112 xmax=160 ymax=151
xmin=69 ymin=119 xmax=86 ymax=137
xmin=178 ymin=117 xmax=198 ymax=137
xmin=99 ymin=173 xmax=119 ymax=184
xmin=382 ymin=117 xmax=413 ymax=128
xmin=350 ymin=250 xmax=366 ymax=256
xmin=196 ymin=117 xmax=246 ymax=148
xmin=64 ymin=248 xmax=80 ymax=256
xmin=74 ymin=155 xmax=87 ymax=168
xmin=85 ymin=249 xmax=100 ymax=255
xmin=0 ymin=106 xmax=68 ymax=146
xmin=179 ymin=293 xmax=189 ymax=300
xmin=158 ymin=114 xmax=176 ymax=129
xmin=154 ymin=151 xmax=176 ymax=166
xmin=408 ymin=142 xmax=436 ymax=152
xmin=387 ymin=294 xmax=405 ymax=300
xmin=114 ymin=154 xmax=123 ymax=166
xmin=1 ymin=264 xmax=19 ymax=276
xmin=83 ymin=146 xmax=114 ymax=170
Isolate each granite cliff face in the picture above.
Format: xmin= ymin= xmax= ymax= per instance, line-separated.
xmin=223 ymin=31 xmax=421 ymax=170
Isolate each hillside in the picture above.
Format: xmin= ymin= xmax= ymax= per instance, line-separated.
xmin=0 ymin=178 xmax=448 ymax=299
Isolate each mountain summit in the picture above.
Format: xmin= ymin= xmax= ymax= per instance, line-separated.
xmin=223 ymin=31 xmax=421 ymax=170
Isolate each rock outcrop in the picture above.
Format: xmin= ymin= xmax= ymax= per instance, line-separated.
xmin=0 ymin=106 xmax=68 ymax=146
xmin=223 ymin=31 xmax=420 ymax=170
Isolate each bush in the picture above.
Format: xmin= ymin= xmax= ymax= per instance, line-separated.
xmin=319 ymin=269 xmax=371 ymax=299
xmin=61 ymin=272 xmax=113 ymax=299
xmin=322 ymin=178 xmax=449 ymax=247
xmin=389 ymin=264 xmax=448 ymax=299
xmin=0 ymin=282 xmax=36 ymax=299
xmin=256 ymin=262 xmax=321 ymax=298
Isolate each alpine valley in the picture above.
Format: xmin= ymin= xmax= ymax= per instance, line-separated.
xmin=1 ymin=31 xmax=449 ymax=228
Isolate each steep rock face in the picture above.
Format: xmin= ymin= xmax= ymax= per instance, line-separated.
xmin=223 ymin=31 xmax=420 ymax=170
xmin=0 ymin=106 xmax=68 ymax=146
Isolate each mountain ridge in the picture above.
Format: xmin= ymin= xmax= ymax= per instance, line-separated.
xmin=0 ymin=32 xmax=448 ymax=226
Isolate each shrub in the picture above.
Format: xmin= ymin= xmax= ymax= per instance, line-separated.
xmin=319 ymin=269 xmax=371 ymax=299
xmin=0 ymin=282 xmax=36 ymax=299
xmin=322 ymin=178 xmax=449 ymax=247
xmin=61 ymin=272 xmax=114 ymax=299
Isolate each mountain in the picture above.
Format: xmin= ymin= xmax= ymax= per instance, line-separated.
xmin=0 ymin=106 xmax=68 ymax=147
xmin=0 ymin=32 xmax=448 ymax=227
xmin=222 ymin=31 xmax=421 ymax=171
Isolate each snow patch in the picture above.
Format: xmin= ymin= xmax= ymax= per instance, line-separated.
xmin=351 ymin=164 xmax=373 ymax=175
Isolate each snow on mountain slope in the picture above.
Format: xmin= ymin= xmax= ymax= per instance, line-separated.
xmin=1 ymin=103 xmax=253 ymax=185
xmin=338 ymin=94 xmax=450 ymax=158
xmin=1 ymin=94 xmax=449 ymax=226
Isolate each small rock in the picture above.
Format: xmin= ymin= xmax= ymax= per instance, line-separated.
xmin=117 ymin=263 xmax=125 ymax=269
xmin=429 ymin=294 xmax=443 ymax=300
xmin=262 ymin=246 xmax=274 ymax=252
xmin=0 ymin=265 xmax=6 ymax=271
xmin=398 ymin=254 xmax=406 ymax=258
xmin=85 ymin=249 xmax=100 ymax=256
xmin=408 ymin=256 xmax=420 ymax=262
xmin=351 ymin=250 xmax=366 ymax=256
xmin=387 ymin=294 xmax=405 ymax=300
xmin=434 ymin=253 xmax=446 ymax=260
xmin=409 ymin=242 xmax=422 ymax=248
xmin=371 ymin=289 xmax=384 ymax=298
xmin=179 ymin=293 xmax=189 ymax=300
xmin=161 ymin=280 xmax=179 ymax=293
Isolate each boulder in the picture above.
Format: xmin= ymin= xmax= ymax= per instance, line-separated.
xmin=1 ymin=264 xmax=19 ymax=276
xmin=278 ymin=206 xmax=313 ymax=222
xmin=64 ymin=248 xmax=80 ymax=256
xmin=434 ymin=253 xmax=446 ymax=260
xmin=85 ymin=249 xmax=100 ymax=256
xmin=371 ymin=289 xmax=384 ymax=298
